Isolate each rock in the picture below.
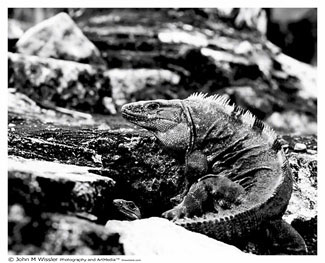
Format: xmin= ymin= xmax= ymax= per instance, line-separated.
xmin=158 ymin=30 xmax=209 ymax=47
xmin=8 ymin=19 xmax=24 ymax=39
xmin=9 ymin=205 xmax=124 ymax=255
xmin=8 ymin=52 xmax=111 ymax=113
xmin=275 ymin=53 xmax=317 ymax=99
xmin=293 ymin=143 xmax=307 ymax=152
xmin=281 ymin=135 xmax=317 ymax=153
xmin=213 ymin=8 xmax=267 ymax=34
xmin=268 ymin=9 xmax=316 ymax=65
xmin=266 ymin=111 xmax=317 ymax=134
xmin=307 ymin=149 xmax=317 ymax=155
xmin=284 ymin=150 xmax=317 ymax=255
xmin=105 ymin=217 xmax=243 ymax=256
xmin=8 ymin=118 xmax=184 ymax=218
xmin=285 ymin=152 xmax=317 ymax=224
xmin=233 ymin=8 xmax=267 ymax=34
xmin=16 ymin=12 xmax=105 ymax=65
xmin=8 ymin=156 xmax=115 ymax=219
xmin=106 ymin=69 xmax=181 ymax=108
xmin=8 ymin=89 xmax=95 ymax=126
xmin=224 ymin=86 xmax=273 ymax=118
xmin=102 ymin=97 xmax=117 ymax=114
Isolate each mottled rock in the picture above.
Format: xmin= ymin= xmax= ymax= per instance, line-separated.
xmin=293 ymin=143 xmax=307 ymax=152
xmin=307 ymin=149 xmax=317 ymax=155
xmin=284 ymin=150 xmax=317 ymax=255
xmin=8 ymin=52 xmax=111 ymax=113
xmin=8 ymin=19 xmax=24 ymax=39
xmin=266 ymin=111 xmax=317 ymax=134
xmin=105 ymin=217 xmax=243 ymax=256
xmin=281 ymin=135 xmax=317 ymax=153
xmin=9 ymin=205 xmax=123 ymax=255
xmin=213 ymin=8 xmax=267 ymax=34
xmin=16 ymin=12 xmax=105 ymax=65
xmin=158 ymin=30 xmax=209 ymax=47
xmin=106 ymin=69 xmax=180 ymax=107
xmin=275 ymin=53 xmax=317 ymax=99
xmin=8 ymin=118 xmax=184 ymax=218
xmin=285 ymin=152 xmax=317 ymax=223
xmin=8 ymin=89 xmax=95 ymax=126
xmin=8 ymin=156 xmax=115 ymax=219
xmin=225 ymin=86 xmax=273 ymax=118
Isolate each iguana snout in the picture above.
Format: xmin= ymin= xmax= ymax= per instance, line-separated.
xmin=112 ymin=199 xmax=141 ymax=220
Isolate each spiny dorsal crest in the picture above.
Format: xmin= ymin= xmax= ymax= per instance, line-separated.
xmin=186 ymin=92 xmax=277 ymax=142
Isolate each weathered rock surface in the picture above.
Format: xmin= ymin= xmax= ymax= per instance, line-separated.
xmin=105 ymin=217 xmax=243 ymax=256
xmin=16 ymin=12 xmax=105 ymax=65
xmin=266 ymin=110 xmax=317 ymax=134
xmin=8 ymin=89 xmax=95 ymax=125
xmin=8 ymin=18 xmax=24 ymax=39
xmin=9 ymin=205 xmax=123 ymax=255
xmin=8 ymin=114 xmax=184 ymax=218
xmin=8 ymin=52 xmax=111 ymax=113
xmin=286 ymin=153 xmax=317 ymax=223
xmin=106 ymin=68 xmax=181 ymax=107
xmin=8 ymin=156 xmax=115 ymax=220
xmin=282 ymin=135 xmax=317 ymax=255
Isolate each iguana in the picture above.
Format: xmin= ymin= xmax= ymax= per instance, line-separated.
xmin=121 ymin=93 xmax=307 ymax=254
xmin=112 ymin=199 xmax=141 ymax=220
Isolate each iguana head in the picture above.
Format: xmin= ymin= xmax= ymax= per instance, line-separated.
xmin=121 ymin=95 xmax=236 ymax=153
xmin=112 ymin=199 xmax=141 ymax=220
xmin=121 ymin=99 xmax=191 ymax=151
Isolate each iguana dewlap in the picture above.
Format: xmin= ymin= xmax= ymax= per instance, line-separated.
xmin=121 ymin=93 xmax=307 ymax=254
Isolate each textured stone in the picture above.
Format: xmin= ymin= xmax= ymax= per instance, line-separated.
xmin=8 ymin=156 xmax=115 ymax=218
xmin=284 ymin=151 xmax=317 ymax=255
xmin=8 ymin=19 xmax=24 ymax=39
xmin=8 ymin=52 xmax=111 ymax=113
xmin=294 ymin=143 xmax=307 ymax=152
xmin=225 ymin=86 xmax=273 ymax=118
xmin=106 ymin=69 xmax=180 ymax=108
xmin=9 ymin=205 xmax=124 ymax=255
xmin=285 ymin=153 xmax=317 ymax=223
xmin=105 ymin=217 xmax=243 ymax=256
xmin=8 ymin=117 xmax=184 ymax=218
xmin=8 ymin=89 xmax=95 ymax=126
xmin=266 ymin=111 xmax=317 ymax=134
xmin=16 ymin=12 xmax=105 ymax=65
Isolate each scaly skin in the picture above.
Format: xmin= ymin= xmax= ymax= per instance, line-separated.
xmin=121 ymin=93 xmax=307 ymax=254
xmin=112 ymin=199 xmax=141 ymax=220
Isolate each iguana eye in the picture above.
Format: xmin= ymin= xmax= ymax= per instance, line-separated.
xmin=145 ymin=103 xmax=160 ymax=111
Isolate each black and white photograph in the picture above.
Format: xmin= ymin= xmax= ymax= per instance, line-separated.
xmin=6 ymin=3 xmax=318 ymax=260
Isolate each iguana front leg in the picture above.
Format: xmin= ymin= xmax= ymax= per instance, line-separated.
xmin=170 ymin=150 xmax=208 ymax=204
xmin=163 ymin=174 xmax=245 ymax=220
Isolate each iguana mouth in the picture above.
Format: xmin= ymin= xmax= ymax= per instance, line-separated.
xmin=122 ymin=110 xmax=171 ymax=123
xmin=121 ymin=111 xmax=148 ymax=122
